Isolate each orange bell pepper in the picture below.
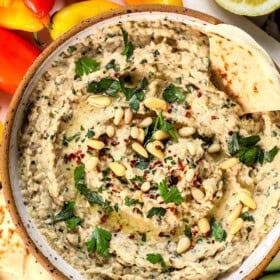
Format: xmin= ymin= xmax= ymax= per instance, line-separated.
xmin=0 ymin=0 xmax=49 ymax=32
xmin=50 ymin=0 xmax=122 ymax=40
xmin=0 ymin=28 xmax=41 ymax=94
xmin=125 ymin=0 xmax=183 ymax=5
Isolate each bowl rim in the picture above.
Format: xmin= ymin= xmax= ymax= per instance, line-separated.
xmin=1 ymin=4 xmax=279 ymax=280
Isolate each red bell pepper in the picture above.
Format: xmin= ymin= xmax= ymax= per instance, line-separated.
xmin=0 ymin=28 xmax=41 ymax=94
xmin=23 ymin=0 xmax=55 ymax=19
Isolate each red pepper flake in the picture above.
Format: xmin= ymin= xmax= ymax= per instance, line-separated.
xmin=100 ymin=216 xmax=107 ymax=223
xmin=111 ymin=141 xmax=120 ymax=146
xmin=115 ymin=225 xmax=123 ymax=233
xmin=64 ymin=150 xmax=85 ymax=164
xmin=168 ymin=108 xmax=173 ymax=113
xmin=185 ymin=111 xmax=191 ymax=118
xmin=170 ymin=228 xmax=176 ymax=235
xmin=124 ymin=139 xmax=129 ymax=144
xmin=197 ymin=92 xmax=202 ymax=98
xmin=114 ymin=72 xmax=120 ymax=78
xmin=186 ymin=104 xmax=191 ymax=110
xmin=211 ymin=115 xmax=217 ymax=120
xmin=112 ymin=189 xmax=120 ymax=193
xmin=190 ymin=240 xmax=196 ymax=249
xmin=155 ymin=145 xmax=162 ymax=150
xmin=158 ymin=232 xmax=165 ymax=237
xmin=87 ymin=146 xmax=94 ymax=151
xmin=228 ymin=131 xmax=233 ymax=136
xmin=130 ymin=160 xmax=137 ymax=168
xmin=134 ymin=185 xmax=141 ymax=190
xmin=128 ymin=234 xmax=135 ymax=239
xmin=178 ymin=161 xmax=184 ymax=171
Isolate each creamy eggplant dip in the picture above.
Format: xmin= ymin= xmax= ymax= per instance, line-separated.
xmin=18 ymin=20 xmax=280 ymax=280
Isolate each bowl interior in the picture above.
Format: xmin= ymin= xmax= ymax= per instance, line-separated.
xmin=4 ymin=9 xmax=280 ymax=280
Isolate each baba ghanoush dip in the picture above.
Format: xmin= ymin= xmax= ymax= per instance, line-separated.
xmin=18 ymin=20 xmax=280 ymax=280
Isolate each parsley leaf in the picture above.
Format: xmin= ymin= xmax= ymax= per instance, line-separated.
xmin=163 ymin=84 xmax=185 ymax=103
xmin=54 ymin=201 xmax=75 ymax=222
xmin=228 ymin=132 xmax=239 ymax=156
xmin=158 ymin=179 xmax=183 ymax=205
xmin=75 ymin=57 xmax=100 ymax=76
xmin=184 ymin=225 xmax=192 ymax=238
xmin=87 ymin=78 xmax=120 ymax=98
xmin=74 ymin=165 xmax=113 ymax=213
xmin=264 ymin=146 xmax=278 ymax=163
xmin=86 ymin=226 xmax=111 ymax=257
xmin=210 ymin=220 xmax=227 ymax=242
xmin=67 ymin=216 xmax=82 ymax=230
xmin=240 ymin=211 xmax=255 ymax=222
xmin=105 ymin=59 xmax=119 ymax=72
xmin=121 ymin=27 xmax=134 ymax=61
xmin=124 ymin=196 xmax=144 ymax=208
xmin=238 ymin=146 xmax=262 ymax=167
xmin=147 ymin=207 xmax=166 ymax=218
xmin=146 ymin=254 xmax=168 ymax=269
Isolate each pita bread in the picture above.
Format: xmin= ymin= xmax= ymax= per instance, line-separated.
xmin=206 ymin=24 xmax=280 ymax=113
xmin=0 ymin=190 xmax=52 ymax=280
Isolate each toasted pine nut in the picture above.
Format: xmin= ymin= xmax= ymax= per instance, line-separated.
xmin=87 ymin=139 xmax=105 ymax=150
xmin=208 ymin=143 xmax=221 ymax=153
xmin=191 ymin=188 xmax=204 ymax=202
xmin=220 ymin=158 xmax=238 ymax=170
xmin=186 ymin=169 xmax=195 ymax=182
xmin=137 ymin=128 xmax=145 ymax=144
xmin=132 ymin=142 xmax=148 ymax=158
xmin=88 ymin=96 xmax=111 ymax=108
xmin=229 ymin=218 xmax=244 ymax=235
xmin=146 ymin=141 xmax=164 ymax=160
xmin=154 ymin=130 xmax=169 ymax=140
xmin=177 ymin=236 xmax=191 ymax=254
xmin=198 ymin=218 xmax=210 ymax=235
xmin=113 ymin=108 xmax=124 ymax=126
xmin=143 ymin=97 xmax=167 ymax=111
xmin=86 ymin=157 xmax=99 ymax=171
xmin=106 ymin=126 xmax=115 ymax=138
xmin=130 ymin=127 xmax=139 ymax=139
xmin=124 ymin=108 xmax=133 ymax=124
xmin=108 ymin=162 xmax=126 ymax=177
xmin=139 ymin=117 xmax=153 ymax=128
xmin=141 ymin=182 xmax=151 ymax=192
xmin=186 ymin=142 xmax=196 ymax=156
xmin=238 ymin=191 xmax=257 ymax=210
xmin=227 ymin=204 xmax=243 ymax=224
xmin=178 ymin=127 xmax=196 ymax=137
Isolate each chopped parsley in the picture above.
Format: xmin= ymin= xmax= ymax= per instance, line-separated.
xmin=184 ymin=225 xmax=192 ymax=238
xmin=210 ymin=220 xmax=227 ymax=242
xmin=147 ymin=207 xmax=166 ymax=218
xmin=124 ymin=196 xmax=144 ymax=208
xmin=67 ymin=216 xmax=82 ymax=230
xmin=121 ymin=27 xmax=134 ymax=61
xmin=86 ymin=226 xmax=111 ymax=257
xmin=105 ymin=59 xmax=119 ymax=72
xmin=87 ymin=78 xmax=121 ymax=98
xmin=85 ymin=129 xmax=95 ymax=138
xmin=240 ymin=211 xmax=255 ymax=222
xmin=158 ymin=179 xmax=183 ymax=205
xmin=163 ymin=84 xmax=185 ymax=103
xmin=146 ymin=253 xmax=168 ymax=270
xmin=62 ymin=132 xmax=81 ymax=147
xmin=74 ymin=165 xmax=113 ymax=213
xmin=75 ymin=57 xmax=100 ymax=76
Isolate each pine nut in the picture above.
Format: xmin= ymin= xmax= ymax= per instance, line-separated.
xmin=130 ymin=127 xmax=139 ymax=139
xmin=186 ymin=142 xmax=196 ymax=156
xmin=191 ymin=188 xmax=204 ymax=202
xmin=229 ymin=218 xmax=244 ymax=235
xmin=178 ymin=127 xmax=196 ymax=137
xmin=87 ymin=139 xmax=105 ymax=150
xmin=106 ymin=126 xmax=115 ymax=138
xmin=141 ymin=182 xmax=151 ymax=192
xmin=177 ymin=236 xmax=191 ymax=254
xmin=154 ymin=130 xmax=169 ymax=140
xmin=186 ymin=169 xmax=195 ymax=182
xmin=208 ymin=143 xmax=221 ymax=153
xmin=108 ymin=162 xmax=126 ymax=177
xmin=124 ymin=108 xmax=133 ymax=124
xmin=238 ymin=191 xmax=257 ymax=210
xmin=137 ymin=128 xmax=145 ymax=144
xmin=86 ymin=157 xmax=99 ymax=171
xmin=139 ymin=117 xmax=153 ymax=128
xmin=220 ymin=158 xmax=238 ymax=170
xmin=132 ymin=142 xmax=148 ymax=158
xmin=143 ymin=97 xmax=167 ymax=111
xmin=114 ymin=108 xmax=124 ymax=126
xmin=227 ymin=204 xmax=243 ymax=224
xmin=146 ymin=141 xmax=164 ymax=159
xmin=198 ymin=218 xmax=210 ymax=235
xmin=88 ymin=96 xmax=111 ymax=108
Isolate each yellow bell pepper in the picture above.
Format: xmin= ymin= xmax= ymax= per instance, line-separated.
xmin=50 ymin=0 xmax=122 ymax=40
xmin=125 ymin=0 xmax=183 ymax=5
xmin=0 ymin=0 xmax=48 ymax=32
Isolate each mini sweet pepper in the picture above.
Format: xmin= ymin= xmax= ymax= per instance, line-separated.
xmin=0 ymin=28 xmax=41 ymax=94
xmin=124 ymin=0 xmax=183 ymax=5
xmin=23 ymin=0 xmax=55 ymax=19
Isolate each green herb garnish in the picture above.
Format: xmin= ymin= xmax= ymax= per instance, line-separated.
xmin=54 ymin=201 xmax=75 ymax=222
xmin=146 ymin=254 xmax=168 ymax=269
xmin=86 ymin=226 xmax=111 ymax=257
xmin=75 ymin=57 xmax=100 ymax=76
xmin=124 ymin=196 xmax=144 ymax=208
xmin=147 ymin=207 xmax=166 ymax=218
xmin=210 ymin=220 xmax=227 ymax=242
xmin=158 ymin=179 xmax=183 ymax=205
xmin=121 ymin=27 xmax=134 ymax=61
xmin=264 ymin=146 xmax=279 ymax=163
xmin=163 ymin=84 xmax=185 ymax=103
xmin=184 ymin=225 xmax=192 ymax=238
xmin=240 ymin=211 xmax=255 ymax=222
xmin=105 ymin=59 xmax=119 ymax=72
xmin=67 ymin=216 xmax=82 ymax=230
xmin=87 ymin=78 xmax=120 ymax=98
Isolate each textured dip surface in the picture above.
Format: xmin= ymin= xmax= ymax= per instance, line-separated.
xmin=18 ymin=20 xmax=280 ymax=280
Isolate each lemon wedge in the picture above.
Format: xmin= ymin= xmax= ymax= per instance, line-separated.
xmin=216 ymin=0 xmax=280 ymax=16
